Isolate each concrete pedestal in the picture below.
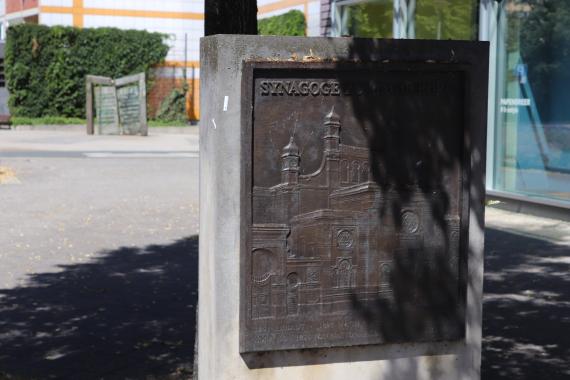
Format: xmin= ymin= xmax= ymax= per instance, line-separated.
xmin=198 ymin=35 xmax=488 ymax=380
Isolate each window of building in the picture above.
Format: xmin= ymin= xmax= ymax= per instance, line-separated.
xmin=332 ymin=0 xmax=478 ymax=40
xmin=492 ymin=0 xmax=570 ymax=204
xmin=414 ymin=0 xmax=478 ymax=40
xmin=331 ymin=0 xmax=570 ymax=207
xmin=334 ymin=0 xmax=394 ymax=38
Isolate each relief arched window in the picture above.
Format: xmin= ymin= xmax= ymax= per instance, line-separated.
xmin=340 ymin=159 xmax=349 ymax=183
xmin=351 ymin=161 xmax=360 ymax=183
xmin=361 ymin=162 xmax=369 ymax=182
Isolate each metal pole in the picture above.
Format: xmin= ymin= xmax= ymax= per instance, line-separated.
xmin=184 ymin=33 xmax=188 ymax=82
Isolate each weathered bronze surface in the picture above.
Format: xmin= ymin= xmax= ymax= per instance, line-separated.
xmin=241 ymin=61 xmax=471 ymax=353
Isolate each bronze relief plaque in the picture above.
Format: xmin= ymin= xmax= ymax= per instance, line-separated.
xmin=240 ymin=61 xmax=470 ymax=353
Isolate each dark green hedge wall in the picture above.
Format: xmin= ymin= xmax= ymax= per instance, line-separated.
xmin=258 ymin=10 xmax=306 ymax=36
xmin=5 ymin=24 xmax=169 ymax=118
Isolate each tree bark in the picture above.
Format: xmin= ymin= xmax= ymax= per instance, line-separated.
xmin=205 ymin=0 xmax=258 ymax=36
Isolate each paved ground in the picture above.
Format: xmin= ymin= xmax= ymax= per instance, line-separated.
xmin=483 ymin=209 xmax=570 ymax=380
xmin=0 ymin=129 xmax=198 ymax=156
xmin=0 ymin=130 xmax=199 ymax=379
xmin=0 ymin=130 xmax=568 ymax=379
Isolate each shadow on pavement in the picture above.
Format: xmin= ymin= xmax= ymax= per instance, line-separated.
xmin=483 ymin=228 xmax=570 ymax=380
xmin=0 ymin=236 xmax=198 ymax=380
xmin=0 ymin=228 xmax=568 ymax=379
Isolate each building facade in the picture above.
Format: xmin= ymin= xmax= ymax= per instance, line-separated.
xmin=0 ymin=0 xmax=205 ymax=119
xmin=0 ymin=0 xmax=567 ymax=208
xmin=324 ymin=0 xmax=570 ymax=211
xmin=0 ymin=0 xmax=322 ymax=120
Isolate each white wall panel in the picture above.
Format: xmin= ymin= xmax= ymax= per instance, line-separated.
xmin=83 ymin=15 xmax=202 ymax=32
xmin=154 ymin=67 xmax=200 ymax=79
xmin=83 ymin=15 xmax=202 ymax=62
xmin=41 ymin=0 xmax=73 ymax=7
xmin=307 ymin=0 xmax=320 ymax=36
xmin=257 ymin=0 xmax=284 ymax=6
xmin=40 ymin=12 xmax=73 ymax=26
xmin=83 ymin=0 xmax=203 ymax=13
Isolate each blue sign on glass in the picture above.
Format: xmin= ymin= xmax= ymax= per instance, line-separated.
xmin=515 ymin=63 xmax=527 ymax=84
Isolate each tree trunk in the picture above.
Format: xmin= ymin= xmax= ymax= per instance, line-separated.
xmin=205 ymin=0 xmax=258 ymax=36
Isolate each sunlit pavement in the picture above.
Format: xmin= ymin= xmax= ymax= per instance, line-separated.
xmin=0 ymin=128 xmax=198 ymax=156
xmin=0 ymin=129 xmax=568 ymax=379
xmin=0 ymin=129 xmax=199 ymax=379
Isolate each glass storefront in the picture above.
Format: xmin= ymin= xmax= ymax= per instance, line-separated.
xmin=493 ymin=0 xmax=570 ymax=203
xmin=414 ymin=0 xmax=478 ymax=40
xmin=332 ymin=0 xmax=570 ymax=206
xmin=335 ymin=0 xmax=393 ymax=38
xmin=334 ymin=0 xmax=478 ymax=40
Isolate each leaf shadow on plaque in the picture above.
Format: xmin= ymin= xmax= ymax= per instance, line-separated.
xmin=341 ymin=38 xmax=487 ymax=368
xmin=341 ymin=38 xmax=469 ymax=344
xmin=342 ymin=38 xmax=487 ymax=377
xmin=242 ymin=38 xmax=487 ymax=370
xmin=0 ymin=236 xmax=198 ymax=380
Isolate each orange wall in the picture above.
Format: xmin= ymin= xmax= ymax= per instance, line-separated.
xmin=7 ymin=0 xmax=39 ymax=13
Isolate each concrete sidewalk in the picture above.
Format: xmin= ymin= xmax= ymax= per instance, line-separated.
xmin=7 ymin=124 xmax=198 ymax=135
xmin=483 ymin=207 xmax=570 ymax=380
xmin=0 ymin=129 xmax=199 ymax=154
xmin=0 ymin=149 xmax=198 ymax=379
xmin=0 ymin=127 xmax=567 ymax=380
xmin=486 ymin=207 xmax=570 ymax=245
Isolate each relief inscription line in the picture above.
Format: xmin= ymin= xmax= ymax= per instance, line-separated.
xmin=259 ymin=79 xmax=445 ymax=97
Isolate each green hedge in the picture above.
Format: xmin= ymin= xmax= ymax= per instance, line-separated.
xmin=5 ymin=24 xmax=169 ymax=118
xmin=258 ymin=10 xmax=306 ymax=36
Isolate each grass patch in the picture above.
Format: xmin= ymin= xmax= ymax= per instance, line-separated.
xmin=12 ymin=116 xmax=86 ymax=125
xmin=148 ymin=119 xmax=190 ymax=127
xmin=11 ymin=117 xmax=192 ymax=128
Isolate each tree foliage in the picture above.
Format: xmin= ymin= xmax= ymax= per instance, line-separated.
xmin=258 ymin=10 xmax=306 ymax=36
xmin=5 ymin=24 xmax=169 ymax=118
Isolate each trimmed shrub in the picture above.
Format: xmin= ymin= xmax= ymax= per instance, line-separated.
xmin=156 ymin=85 xmax=188 ymax=123
xmin=258 ymin=10 xmax=306 ymax=36
xmin=5 ymin=24 xmax=169 ymax=118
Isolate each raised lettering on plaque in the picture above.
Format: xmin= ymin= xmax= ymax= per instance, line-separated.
xmin=241 ymin=62 xmax=469 ymax=353
xmin=117 ymin=84 xmax=141 ymax=135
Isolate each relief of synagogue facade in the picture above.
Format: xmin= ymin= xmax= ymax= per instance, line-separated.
xmin=247 ymin=108 xmax=462 ymax=347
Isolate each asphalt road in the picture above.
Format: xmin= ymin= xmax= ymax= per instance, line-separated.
xmin=0 ymin=130 xmax=568 ymax=380
xmin=0 ymin=130 xmax=199 ymax=379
